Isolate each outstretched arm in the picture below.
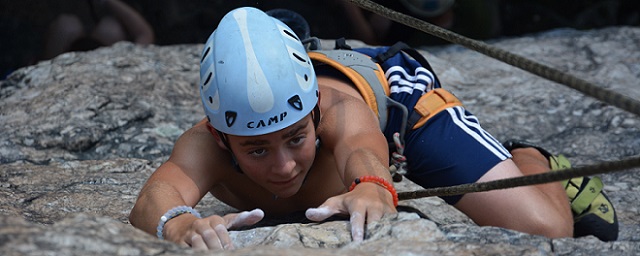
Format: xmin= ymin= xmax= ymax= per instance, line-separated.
xmin=129 ymin=121 xmax=262 ymax=250
xmin=306 ymin=90 xmax=397 ymax=241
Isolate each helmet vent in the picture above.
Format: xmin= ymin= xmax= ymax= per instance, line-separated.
xmin=283 ymin=29 xmax=299 ymax=41
xmin=304 ymin=74 xmax=308 ymax=81
xmin=225 ymin=111 xmax=237 ymax=127
xmin=201 ymin=47 xmax=211 ymax=63
xmin=292 ymin=52 xmax=306 ymax=63
xmin=288 ymin=95 xmax=303 ymax=111
xmin=203 ymin=72 xmax=212 ymax=85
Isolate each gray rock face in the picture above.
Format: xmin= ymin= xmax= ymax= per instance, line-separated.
xmin=1 ymin=26 xmax=639 ymax=255
xmin=0 ymin=43 xmax=202 ymax=164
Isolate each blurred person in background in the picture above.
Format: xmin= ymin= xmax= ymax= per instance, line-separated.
xmin=43 ymin=0 xmax=154 ymax=60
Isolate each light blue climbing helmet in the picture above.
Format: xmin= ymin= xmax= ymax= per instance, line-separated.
xmin=200 ymin=7 xmax=319 ymax=136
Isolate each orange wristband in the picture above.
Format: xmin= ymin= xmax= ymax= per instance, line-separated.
xmin=349 ymin=175 xmax=398 ymax=207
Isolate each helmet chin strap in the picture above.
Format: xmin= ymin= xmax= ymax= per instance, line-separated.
xmin=216 ymin=130 xmax=242 ymax=173
xmin=311 ymin=104 xmax=321 ymax=130
xmin=310 ymin=104 xmax=322 ymax=150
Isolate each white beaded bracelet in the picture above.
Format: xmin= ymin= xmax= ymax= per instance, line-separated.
xmin=156 ymin=206 xmax=202 ymax=240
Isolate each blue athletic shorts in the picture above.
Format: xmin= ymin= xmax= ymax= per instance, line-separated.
xmin=356 ymin=46 xmax=513 ymax=205
xmin=390 ymin=106 xmax=512 ymax=205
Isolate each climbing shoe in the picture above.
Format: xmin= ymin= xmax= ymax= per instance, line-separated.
xmin=502 ymin=140 xmax=619 ymax=241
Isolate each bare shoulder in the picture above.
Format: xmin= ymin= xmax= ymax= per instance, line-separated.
xmin=136 ymin=119 xmax=236 ymax=206
xmin=317 ymin=76 xmax=364 ymax=105
xmin=160 ymin=119 xmax=235 ymax=188
xmin=316 ymin=76 xmax=387 ymax=160
xmin=171 ymin=119 xmax=220 ymax=159
xmin=317 ymin=77 xmax=380 ymax=132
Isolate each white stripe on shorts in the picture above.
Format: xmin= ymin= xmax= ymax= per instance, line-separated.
xmin=446 ymin=106 xmax=511 ymax=160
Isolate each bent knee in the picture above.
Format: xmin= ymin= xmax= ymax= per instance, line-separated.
xmin=526 ymin=213 xmax=573 ymax=238
xmin=538 ymin=222 xmax=573 ymax=238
